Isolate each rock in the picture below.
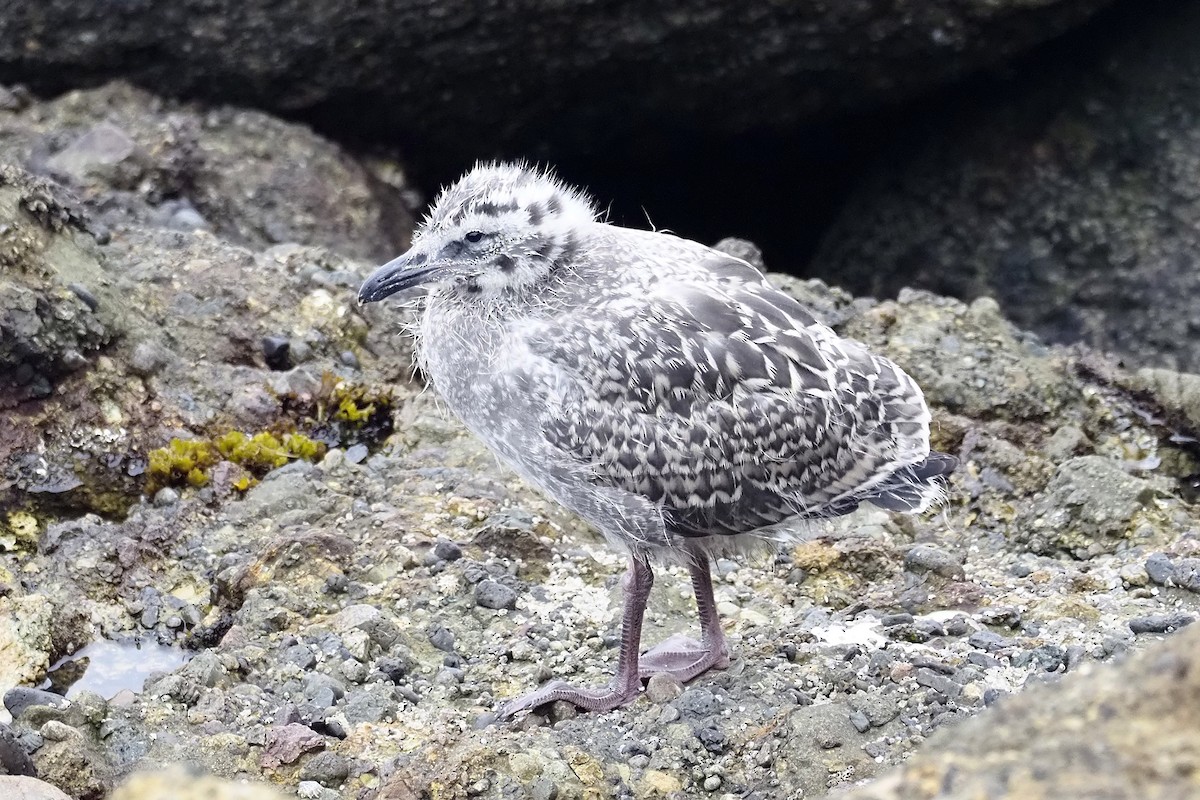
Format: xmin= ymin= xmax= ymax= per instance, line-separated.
xmin=29 ymin=721 xmax=113 ymax=799
xmin=837 ymin=623 xmax=1200 ymax=799
xmin=0 ymin=776 xmax=73 ymax=800
xmin=328 ymin=605 xmax=400 ymax=649
xmin=474 ymin=579 xmax=518 ymax=611
xmin=45 ymin=122 xmax=149 ymax=190
xmin=903 ymin=545 xmax=964 ymax=579
xmin=259 ymin=723 xmax=325 ymax=769
xmin=3 ymin=688 xmax=70 ymax=720
xmin=342 ymin=685 xmax=397 ymax=725
xmin=298 ymin=751 xmax=350 ymax=788
xmin=0 ymin=723 xmax=36 ymax=776
xmin=0 ymin=167 xmax=115 ymax=400
xmin=1127 ymin=368 xmax=1200 ymax=433
xmin=1128 ymin=613 xmax=1195 ymax=635
xmin=644 ymin=673 xmax=684 ymax=704
xmin=0 ymin=596 xmax=71 ymax=693
xmin=810 ymin=3 xmax=1200 ymax=372
xmin=0 ymin=2 xmax=1111 ymax=172
xmin=1018 ymin=456 xmax=1158 ymax=557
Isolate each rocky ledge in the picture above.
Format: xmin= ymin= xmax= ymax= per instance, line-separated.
xmin=1 ymin=82 xmax=1199 ymax=800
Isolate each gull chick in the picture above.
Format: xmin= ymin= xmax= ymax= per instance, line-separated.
xmin=359 ymin=162 xmax=956 ymax=717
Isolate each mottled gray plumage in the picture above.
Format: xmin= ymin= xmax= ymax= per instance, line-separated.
xmin=359 ymin=162 xmax=955 ymax=716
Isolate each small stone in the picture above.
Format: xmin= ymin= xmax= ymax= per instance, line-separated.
xmin=968 ymin=630 xmax=1014 ymax=652
xmin=67 ymin=283 xmax=99 ymax=311
xmin=703 ymin=775 xmax=722 ymax=791
xmin=283 ymin=644 xmax=317 ymax=669
xmin=129 ymin=341 xmax=170 ymax=377
xmin=676 ymin=688 xmax=721 ymax=718
xmin=531 ymin=777 xmax=559 ymax=800
xmin=434 ymin=540 xmax=463 ymax=561
xmin=428 ymin=625 xmax=456 ymax=652
xmin=3 ymin=688 xmax=69 ymax=720
xmin=262 ymin=336 xmax=291 ymax=370
xmin=848 ymin=710 xmax=871 ymax=733
xmin=343 ymin=685 xmax=398 ymax=724
xmin=914 ymin=668 xmax=962 ymax=698
xmin=474 ymin=579 xmax=518 ymax=610
xmin=1145 ymin=553 xmax=1176 ymax=585
xmin=967 ymin=651 xmax=1001 ymax=669
xmin=645 ymin=673 xmax=684 ymax=704
xmin=38 ymin=720 xmax=76 ymax=742
xmin=904 ymin=544 xmax=965 ymax=578
xmin=1129 ymin=613 xmax=1196 ymax=634
xmin=299 ymin=750 xmax=350 ymax=787
xmin=881 ymin=612 xmax=914 ymax=627
xmin=345 ymin=444 xmax=368 ymax=464
xmin=260 ymin=723 xmax=325 ymax=769
xmin=696 ymin=725 xmax=727 ymax=753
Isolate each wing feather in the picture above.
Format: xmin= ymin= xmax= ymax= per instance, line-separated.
xmin=523 ymin=251 xmax=931 ymax=536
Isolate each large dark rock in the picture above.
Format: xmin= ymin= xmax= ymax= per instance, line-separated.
xmin=838 ymin=623 xmax=1200 ymax=800
xmin=0 ymin=1 xmax=1113 ymax=168
xmin=809 ymin=0 xmax=1200 ymax=372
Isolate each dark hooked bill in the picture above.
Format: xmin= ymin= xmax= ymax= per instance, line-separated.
xmin=357 ymin=254 xmax=443 ymax=304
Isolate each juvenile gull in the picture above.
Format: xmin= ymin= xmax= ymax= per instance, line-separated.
xmin=359 ymin=162 xmax=956 ymax=717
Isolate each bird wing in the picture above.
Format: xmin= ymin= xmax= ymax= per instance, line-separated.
xmin=522 ymin=251 xmax=932 ymax=537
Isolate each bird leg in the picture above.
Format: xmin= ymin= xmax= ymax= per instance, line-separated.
xmin=499 ymin=556 xmax=654 ymax=718
xmin=638 ymin=549 xmax=731 ymax=681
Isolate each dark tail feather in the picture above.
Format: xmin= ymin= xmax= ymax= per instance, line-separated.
xmin=864 ymin=452 xmax=958 ymax=512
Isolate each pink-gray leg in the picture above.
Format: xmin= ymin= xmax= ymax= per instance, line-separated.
xmin=638 ymin=549 xmax=731 ymax=680
xmin=499 ymin=556 xmax=654 ymax=718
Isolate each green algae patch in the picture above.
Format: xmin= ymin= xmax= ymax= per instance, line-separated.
xmin=302 ymin=372 xmax=396 ymax=448
xmin=145 ymin=432 xmax=328 ymax=495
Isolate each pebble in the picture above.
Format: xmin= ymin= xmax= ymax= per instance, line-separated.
xmin=967 ymin=630 xmax=1014 ymax=651
xmin=428 ymin=625 xmax=456 ymax=652
xmin=881 ymin=612 xmax=914 ymax=627
xmin=299 ymin=750 xmax=350 ymax=787
xmin=67 ymin=282 xmax=99 ymax=311
xmin=848 ymin=710 xmax=871 ymax=733
xmin=261 ymin=335 xmax=291 ymax=370
xmin=434 ymin=540 xmax=463 ymax=561
xmin=914 ymin=668 xmax=963 ymax=698
xmin=696 ymin=726 xmax=727 ymax=753
xmin=345 ymin=443 xmax=369 ymax=464
xmin=1129 ymin=612 xmax=1196 ymax=634
xmin=343 ymin=685 xmax=398 ymax=724
xmin=904 ymin=544 xmax=965 ymax=578
xmin=676 ymin=688 xmax=721 ymax=718
xmin=284 ymin=644 xmax=317 ymax=670
xmin=3 ymin=688 xmax=70 ymax=720
xmin=967 ymin=651 xmax=1001 ymax=669
xmin=645 ymin=673 xmax=684 ymax=704
xmin=474 ymin=579 xmax=518 ymax=610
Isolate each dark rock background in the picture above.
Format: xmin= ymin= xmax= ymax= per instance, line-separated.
xmin=2 ymin=1 xmax=1200 ymax=799
xmin=809 ymin=0 xmax=1200 ymax=372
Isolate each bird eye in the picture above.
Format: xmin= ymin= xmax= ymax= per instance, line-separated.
xmin=465 ymin=231 xmax=484 ymax=243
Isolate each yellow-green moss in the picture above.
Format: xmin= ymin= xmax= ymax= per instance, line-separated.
xmin=146 ymin=431 xmax=327 ymax=495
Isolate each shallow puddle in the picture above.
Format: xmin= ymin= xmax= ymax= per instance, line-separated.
xmin=41 ymin=638 xmax=191 ymax=699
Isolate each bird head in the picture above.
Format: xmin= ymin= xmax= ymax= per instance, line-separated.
xmin=358 ymin=162 xmax=596 ymax=304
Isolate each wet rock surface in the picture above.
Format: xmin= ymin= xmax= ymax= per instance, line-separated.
xmin=809 ymin=1 xmax=1200 ymax=372
xmin=0 ymin=1 xmax=1112 ymax=167
xmin=1 ymin=79 xmax=1199 ymax=800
